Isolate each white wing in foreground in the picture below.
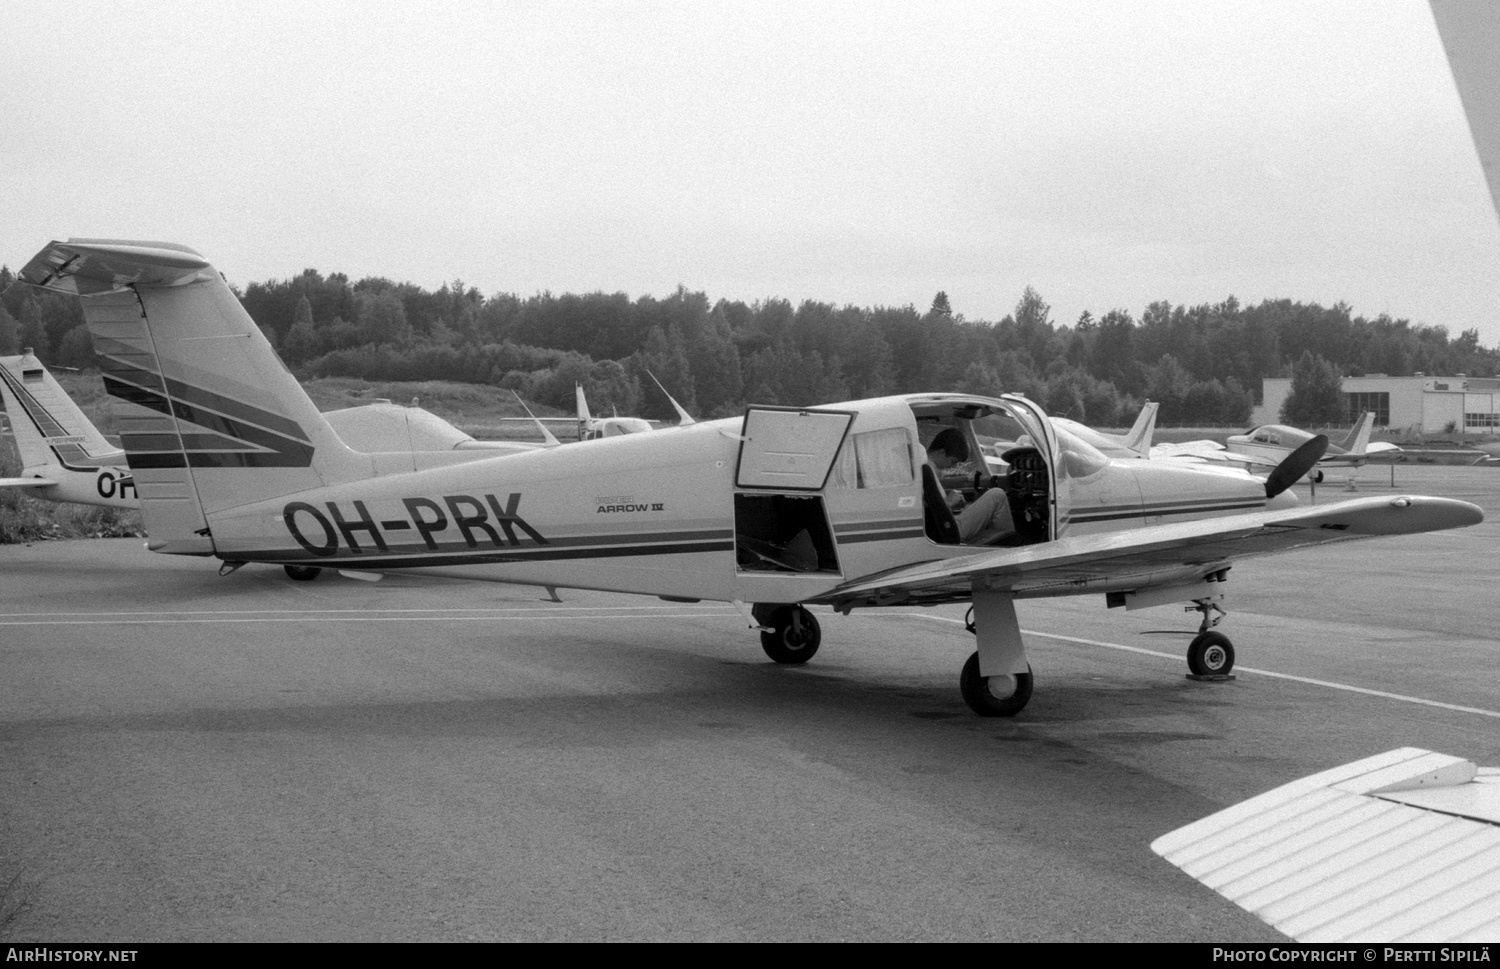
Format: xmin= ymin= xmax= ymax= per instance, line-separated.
xmin=1152 ymin=748 xmax=1500 ymax=943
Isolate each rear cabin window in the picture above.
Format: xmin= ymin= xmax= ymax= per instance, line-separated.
xmin=828 ymin=427 xmax=915 ymax=489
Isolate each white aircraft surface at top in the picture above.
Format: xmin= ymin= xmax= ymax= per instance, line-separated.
xmin=13 ymin=238 xmax=1483 ymax=718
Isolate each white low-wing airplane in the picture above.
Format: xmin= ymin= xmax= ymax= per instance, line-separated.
xmin=1154 ymin=412 xmax=1401 ymax=482
xmin=575 ymin=383 xmax=653 ymax=440
xmin=1052 ymin=401 xmax=1157 ymax=460
xmin=0 ymin=350 xmax=139 ymax=507
xmin=13 ymin=239 xmax=1484 ymax=716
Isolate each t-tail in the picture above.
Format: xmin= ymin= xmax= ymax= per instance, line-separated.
xmin=16 ymin=239 xmax=374 ymax=554
xmin=1332 ymin=411 xmax=1374 ymax=456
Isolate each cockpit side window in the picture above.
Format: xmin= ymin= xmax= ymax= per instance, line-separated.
xmin=828 ymin=427 xmax=915 ymax=489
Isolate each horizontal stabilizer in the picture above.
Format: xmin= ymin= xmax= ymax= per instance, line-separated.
xmin=0 ymin=477 xmax=59 ymax=489
xmin=1153 ymin=747 xmax=1500 ymax=942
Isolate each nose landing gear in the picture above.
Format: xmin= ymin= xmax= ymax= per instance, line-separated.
xmin=1186 ymin=596 xmax=1235 ymax=678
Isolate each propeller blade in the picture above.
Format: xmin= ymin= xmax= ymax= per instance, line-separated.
xmin=1264 ymin=434 xmax=1329 ymax=498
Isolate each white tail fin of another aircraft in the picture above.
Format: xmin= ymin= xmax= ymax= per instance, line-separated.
xmin=574 ymin=383 xmax=593 ymax=428
xmin=1334 ymin=411 xmax=1375 ymax=455
xmin=0 ymin=351 xmax=123 ymax=475
xmin=1121 ymin=400 xmax=1157 ymax=457
xmin=512 ymin=391 xmax=561 ymax=446
xmin=17 ymin=240 xmax=372 ymax=554
xmin=647 ymin=370 xmax=695 ymax=426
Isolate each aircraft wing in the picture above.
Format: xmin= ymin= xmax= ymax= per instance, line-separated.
xmin=823 ymin=495 xmax=1482 ymax=608
xmin=0 ymin=477 xmax=58 ymax=489
xmin=1151 ymin=440 xmax=1279 ymax=470
xmin=1152 ymin=747 xmax=1500 ymax=942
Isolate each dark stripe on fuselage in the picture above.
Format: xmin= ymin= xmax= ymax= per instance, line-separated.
xmin=246 ymin=538 xmax=737 ymax=570
xmin=834 ymin=522 xmax=926 ymax=544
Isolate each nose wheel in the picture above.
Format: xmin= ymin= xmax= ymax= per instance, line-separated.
xmin=1185 ymin=596 xmax=1235 ymax=677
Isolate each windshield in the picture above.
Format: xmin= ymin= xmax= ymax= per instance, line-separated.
xmin=1052 ymin=424 xmax=1110 ymax=479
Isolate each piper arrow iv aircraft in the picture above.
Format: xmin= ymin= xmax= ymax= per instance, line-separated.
xmin=1155 ymin=412 xmax=1401 ymax=483
xmin=14 ymin=239 xmax=1484 ymax=716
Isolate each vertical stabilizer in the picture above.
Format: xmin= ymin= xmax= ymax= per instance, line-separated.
xmin=1122 ymin=401 xmax=1157 ymax=457
xmin=0 ymin=352 xmax=123 ymax=474
xmin=17 ymin=239 xmax=368 ymax=554
xmin=1335 ymin=411 xmax=1374 ymax=455
xmin=575 ymin=383 xmax=593 ymax=440
xmin=647 ymin=370 xmax=696 ymax=426
xmin=1430 ymin=1 xmax=1500 ymax=226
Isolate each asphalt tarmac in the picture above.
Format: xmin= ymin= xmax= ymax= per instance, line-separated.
xmin=1 ymin=465 xmax=1496 ymax=941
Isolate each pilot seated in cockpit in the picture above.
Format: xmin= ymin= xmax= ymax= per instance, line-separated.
xmin=926 ymin=428 xmax=1015 ymax=544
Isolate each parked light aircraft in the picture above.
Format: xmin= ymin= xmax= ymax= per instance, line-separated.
xmin=496 ymin=379 xmax=690 ymax=442
xmin=575 ymin=383 xmax=653 ymax=440
xmin=1051 ymin=401 xmax=1157 ymax=460
xmin=0 ymin=350 xmax=136 ymax=507
xmin=1154 ymin=412 xmax=1400 ymax=482
xmin=13 ymin=240 xmax=1484 ymax=716
xmin=574 ymin=375 xmax=694 ymax=439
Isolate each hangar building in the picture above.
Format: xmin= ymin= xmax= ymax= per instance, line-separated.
xmin=1253 ymin=375 xmax=1500 ymax=433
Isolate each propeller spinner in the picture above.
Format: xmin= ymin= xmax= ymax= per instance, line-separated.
xmin=1264 ymin=434 xmax=1329 ymax=499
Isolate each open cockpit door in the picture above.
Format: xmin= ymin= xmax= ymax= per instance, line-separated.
xmin=998 ymin=394 xmax=1062 ymax=541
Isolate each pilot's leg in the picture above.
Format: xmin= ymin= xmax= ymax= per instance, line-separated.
xmin=957 ymin=487 xmax=1013 ymax=543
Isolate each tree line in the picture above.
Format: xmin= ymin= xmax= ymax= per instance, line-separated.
xmin=3 ymin=263 xmax=1498 ymax=428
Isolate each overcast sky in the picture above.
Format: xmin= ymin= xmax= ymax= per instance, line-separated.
xmin=6 ymin=0 xmax=1500 ymax=347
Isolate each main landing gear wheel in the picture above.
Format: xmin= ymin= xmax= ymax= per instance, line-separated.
xmin=284 ymin=565 xmax=322 ymax=581
xmin=960 ymin=652 xmax=1033 ymax=717
xmin=1187 ymin=630 xmax=1235 ymax=676
xmin=760 ymin=605 xmax=821 ymax=664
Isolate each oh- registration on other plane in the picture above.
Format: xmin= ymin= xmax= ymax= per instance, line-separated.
xmin=14 ymin=239 xmax=1484 ymax=716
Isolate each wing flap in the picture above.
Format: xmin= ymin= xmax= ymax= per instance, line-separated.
xmin=823 ymin=496 xmax=1483 ymax=607
xmin=1153 ymin=748 xmax=1500 ymax=943
xmin=0 ymin=476 xmax=59 ymax=488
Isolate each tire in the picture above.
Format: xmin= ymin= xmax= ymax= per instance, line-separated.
xmin=959 ymin=652 xmax=1033 ymax=717
xmin=284 ymin=564 xmax=322 ymax=581
xmin=760 ymin=606 xmax=821 ymax=664
xmin=1187 ymin=631 xmax=1235 ymax=676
